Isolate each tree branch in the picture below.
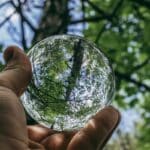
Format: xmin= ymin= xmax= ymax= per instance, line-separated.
xmin=130 ymin=57 xmax=150 ymax=73
xmin=22 ymin=15 xmax=36 ymax=32
xmin=85 ymin=0 xmax=112 ymax=21
xmin=92 ymin=0 xmax=124 ymax=43
xmin=133 ymin=4 xmax=150 ymax=21
xmin=16 ymin=0 xmax=27 ymax=49
xmin=111 ymin=0 xmax=124 ymax=17
xmin=81 ymin=0 xmax=86 ymax=30
xmin=33 ymin=4 xmax=44 ymax=9
xmin=95 ymin=24 xmax=106 ymax=44
xmin=115 ymin=71 xmax=150 ymax=91
xmin=70 ymin=15 xmax=105 ymax=24
xmin=10 ymin=0 xmax=36 ymax=32
xmin=0 ymin=10 xmax=16 ymax=28
xmin=132 ymin=0 xmax=150 ymax=9
xmin=0 ymin=1 xmax=11 ymax=9
xmin=20 ymin=17 xmax=27 ymax=49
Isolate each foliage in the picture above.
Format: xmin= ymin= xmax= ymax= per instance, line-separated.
xmin=0 ymin=0 xmax=149 ymax=149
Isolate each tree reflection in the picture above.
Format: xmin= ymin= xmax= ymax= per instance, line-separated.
xmin=66 ymin=39 xmax=84 ymax=101
xmin=22 ymin=35 xmax=114 ymax=130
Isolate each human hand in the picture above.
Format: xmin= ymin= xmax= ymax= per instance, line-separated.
xmin=0 ymin=46 xmax=120 ymax=150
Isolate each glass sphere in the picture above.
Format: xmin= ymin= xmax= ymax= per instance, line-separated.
xmin=21 ymin=35 xmax=115 ymax=130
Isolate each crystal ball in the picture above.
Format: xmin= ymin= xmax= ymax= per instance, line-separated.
xmin=21 ymin=35 xmax=115 ymax=130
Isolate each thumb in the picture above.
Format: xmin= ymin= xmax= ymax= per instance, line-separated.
xmin=0 ymin=46 xmax=32 ymax=96
xmin=0 ymin=46 xmax=32 ymax=149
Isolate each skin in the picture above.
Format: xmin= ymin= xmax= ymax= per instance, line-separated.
xmin=0 ymin=46 xmax=120 ymax=150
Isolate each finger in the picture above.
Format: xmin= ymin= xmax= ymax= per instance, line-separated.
xmin=28 ymin=125 xmax=77 ymax=150
xmin=67 ymin=106 xmax=120 ymax=150
xmin=0 ymin=46 xmax=32 ymax=149
xmin=28 ymin=139 xmax=45 ymax=150
xmin=41 ymin=131 xmax=77 ymax=150
xmin=0 ymin=46 xmax=32 ymax=96
xmin=27 ymin=125 xmax=57 ymax=142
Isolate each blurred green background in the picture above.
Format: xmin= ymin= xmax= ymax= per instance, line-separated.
xmin=0 ymin=0 xmax=149 ymax=149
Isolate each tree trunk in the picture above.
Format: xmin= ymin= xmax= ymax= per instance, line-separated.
xmin=32 ymin=0 xmax=69 ymax=43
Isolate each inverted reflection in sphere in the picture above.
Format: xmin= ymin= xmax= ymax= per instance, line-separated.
xmin=21 ymin=35 xmax=115 ymax=130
